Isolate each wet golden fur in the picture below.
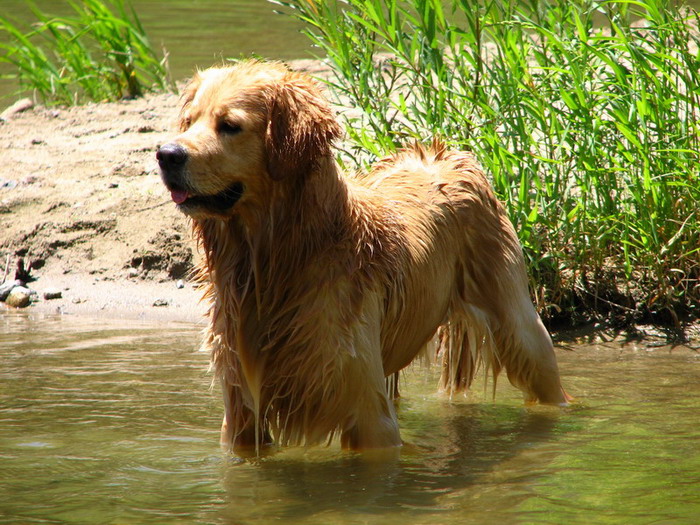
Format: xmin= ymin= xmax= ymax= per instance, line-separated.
xmin=158 ymin=60 xmax=568 ymax=453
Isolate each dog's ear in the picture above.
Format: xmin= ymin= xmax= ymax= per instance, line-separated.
xmin=265 ymin=73 xmax=342 ymax=181
xmin=177 ymin=73 xmax=202 ymax=131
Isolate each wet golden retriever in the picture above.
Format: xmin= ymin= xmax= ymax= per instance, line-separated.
xmin=157 ymin=60 xmax=569 ymax=454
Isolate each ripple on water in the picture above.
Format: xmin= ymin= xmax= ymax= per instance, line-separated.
xmin=1 ymin=312 xmax=699 ymax=524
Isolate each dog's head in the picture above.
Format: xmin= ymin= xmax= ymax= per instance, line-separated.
xmin=156 ymin=60 xmax=342 ymax=220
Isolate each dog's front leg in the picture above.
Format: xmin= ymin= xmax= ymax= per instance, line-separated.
xmin=338 ymin=307 xmax=402 ymax=451
xmin=339 ymin=389 xmax=402 ymax=451
xmin=220 ymin=379 xmax=273 ymax=455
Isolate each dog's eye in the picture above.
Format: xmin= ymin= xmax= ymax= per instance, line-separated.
xmin=218 ymin=121 xmax=242 ymax=135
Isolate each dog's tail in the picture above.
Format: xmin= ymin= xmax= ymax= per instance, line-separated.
xmin=436 ymin=304 xmax=500 ymax=398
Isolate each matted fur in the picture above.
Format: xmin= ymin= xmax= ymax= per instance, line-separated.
xmin=157 ymin=60 xmax=569 ymax=453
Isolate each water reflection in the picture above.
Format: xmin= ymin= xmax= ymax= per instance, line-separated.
xmin=218 ymin=407 xmax=564 ymax=520
xmin=1 ymin=311 xmax=698 ymax=524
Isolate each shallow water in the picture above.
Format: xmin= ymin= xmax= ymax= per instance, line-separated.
xmin=1 ymin=311 xmax=699 ymax=524
xmin=0 ymin=0 xmax=310 ymax=100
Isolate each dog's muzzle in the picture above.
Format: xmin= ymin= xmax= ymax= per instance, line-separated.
xmin=156 ymin=142 xmax=244 ymax=212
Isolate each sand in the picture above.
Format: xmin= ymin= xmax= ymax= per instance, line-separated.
xmin=0 ymin=84 xmax=208 ymax=323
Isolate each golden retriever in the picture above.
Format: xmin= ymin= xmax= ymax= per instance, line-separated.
xmin=156 ymin=60 xmax=569 ymax=454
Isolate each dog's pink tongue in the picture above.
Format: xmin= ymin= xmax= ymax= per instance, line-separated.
xmin=170 ymin=189 xmax=189 ymax=204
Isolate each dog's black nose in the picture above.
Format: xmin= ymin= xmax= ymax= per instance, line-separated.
xmin=156 ymin=143 xmax=188 ymax=171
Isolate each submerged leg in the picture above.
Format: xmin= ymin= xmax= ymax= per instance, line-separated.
xmin=220 ymin=379 xmax=273 ymax=454
xmin=340 ymin=387 xmax=402 ymax=450
xmin=497 ymin=301 xmax=570 ymax=405
xmin=340 ymin=305 xmax=403 ymax=450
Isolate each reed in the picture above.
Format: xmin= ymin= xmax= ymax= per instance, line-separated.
xmin=0 ymin=0 xmax=174 ymax=105
xmin=274 ymin=0 xmax=700 ymax=327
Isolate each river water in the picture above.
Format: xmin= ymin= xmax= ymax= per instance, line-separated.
xmin=2 ymin=0 xmax=700 ymax=101
xmin=0 ymin=0 xmax=310 ymax=100
xmin=1 ymin=311 xmax=698 ymax=524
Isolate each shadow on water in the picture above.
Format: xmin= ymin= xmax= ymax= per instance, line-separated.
xmin=218 ymin=401 xmax=574 ymax=523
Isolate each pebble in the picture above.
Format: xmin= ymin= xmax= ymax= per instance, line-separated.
xmin=153 ymin=299 xmax=169 ymax=307
xmin=0 ymin=98 xmax=33 ymax=121
xmin=5 ymin=286 xmax=32 ymax=308
xmin=0 ymin=280 xmax=21 ymax=301
xmin=127 ymin=268 xmax=139 ymax=278
xmin=176 ymin=280 xmax=185 ymax=289
xmin=43 ymin=288 xmax=63 ymax=300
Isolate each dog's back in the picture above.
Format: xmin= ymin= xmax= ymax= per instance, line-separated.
xmin=357 ymin=142 xmax=566 ymax=404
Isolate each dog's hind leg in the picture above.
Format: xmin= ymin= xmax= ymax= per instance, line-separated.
xmin=444 ymin=244 xmax=569 ymax=405
xmin=505 ymin=331 xmax=569 ymax=405
xmin=439 ymin=302 xmax=569 ymax=404
xmin=220 ymin=378 xmax=273 ymax=454
xmin=493 ymin=290 xmax=570 ymax=405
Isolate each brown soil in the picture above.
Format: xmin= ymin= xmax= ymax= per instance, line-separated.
xmin=0 ymin=85 xmax=207 ymax=321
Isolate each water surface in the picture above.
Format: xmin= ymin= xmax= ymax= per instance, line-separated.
xmin=0 ymin=0 xmax=310 ymax=100
xmin=1 ymin=311 xmax=699 ymax=524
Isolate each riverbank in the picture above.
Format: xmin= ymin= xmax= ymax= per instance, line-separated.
xmin=0 ymin=83 xmax=198 ymax=323
xmin=0 ymin=59 xmax=697 ymax=340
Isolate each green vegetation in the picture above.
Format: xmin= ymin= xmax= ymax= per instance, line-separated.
xmin=275 ymin=0 xmax=700 ymax=328
xmin=0 ymin=0 xmax=174 ymax=105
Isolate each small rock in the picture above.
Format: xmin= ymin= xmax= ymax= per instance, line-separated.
xmin=0 ymin=280 xmax=21 ymax=301
xmin=153 ymin=299 xmax=169 ymax=307
xmin=0 ymin=98 xmax=33 ymax=121
xmin=176 ymin=280 xmax=185 ymax=289
xmin=127 ymin=268 xmax=139 ymax=278
xmin=43 ymin=288 xmax=63 ymax=300
xmin=5 ymin=286 xmax=32 ymax=308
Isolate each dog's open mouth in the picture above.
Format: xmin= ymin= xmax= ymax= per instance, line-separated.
xmin=170 ymin=182 xmax=244 ymax=212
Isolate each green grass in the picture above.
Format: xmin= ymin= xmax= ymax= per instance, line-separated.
xmin=0 ymin=0 xmax=174 ymax=105
xmin=274 ymin=0 xmax=700 ymax=329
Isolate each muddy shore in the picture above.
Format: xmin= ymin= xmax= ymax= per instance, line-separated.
xmin=1 ymin=61 xmax=697 ymax=342
xmin=0 ymin=76 xmax=203 ymax=322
